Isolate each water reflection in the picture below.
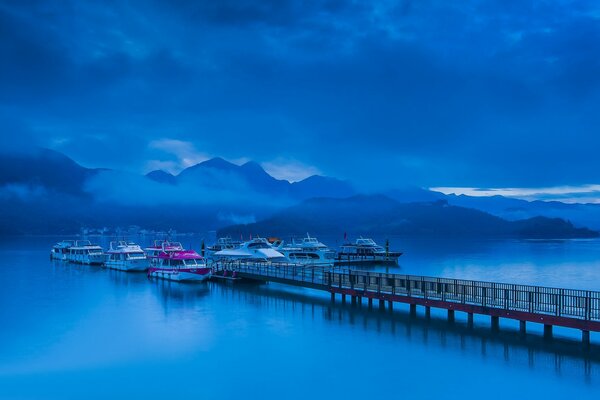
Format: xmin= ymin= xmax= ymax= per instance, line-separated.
xmin=207 ymin=280 xmax=599 ymax=384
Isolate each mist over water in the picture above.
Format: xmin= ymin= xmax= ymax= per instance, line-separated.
xmin=1 ymin=236 xmax=599 ymax=399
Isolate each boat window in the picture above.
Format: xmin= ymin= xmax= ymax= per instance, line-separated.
xmin=248 ymin=242 xmax=269 ymax=249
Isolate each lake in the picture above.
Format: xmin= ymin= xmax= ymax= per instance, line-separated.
xmin=1 ymin=235 xmax=599 ymax=399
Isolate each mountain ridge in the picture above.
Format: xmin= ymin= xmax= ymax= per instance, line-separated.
xmin=218 ymin=195 xmax=598 ymax=239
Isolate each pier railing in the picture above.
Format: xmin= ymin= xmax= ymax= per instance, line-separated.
xmin=214 ymin=261 xmax=600 ymax=324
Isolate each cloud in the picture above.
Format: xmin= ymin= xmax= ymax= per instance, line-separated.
xmin=432 ymin=184 xmax=600 ymax=204
xmin=147 ymin=139 xmax=211 ymax=173
xmin=0 ymin=183 xmax=47 ymax=201
xmin=83 ymin=169 xmax=293 ymax=207
xmin=261 ymin=158 xmax=320 ymax=182
xmin=2 ymin=0 xmax=600 ymax=189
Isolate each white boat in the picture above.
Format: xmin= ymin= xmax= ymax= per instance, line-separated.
xmin=336 ymin=237 xmax=402 ymax=265
xmin=144 ymin=240 xmax=184 ymax=265
xmin=67 ymin=240 xmax=105 ymax=265
xmin=206 ymin=237 xmax=241 ymax=259
xmin=147 ymin=248 xmax=211 ymax=282
xmin=213 ymin=237 xmax=286 ymax=262
xmin=276 ymin=233 xmax=336 ymax=266
xmin=50 ymin=240 xmax=75 ymax=261
xmin=104 ymin=241 xmax=149 ymax=271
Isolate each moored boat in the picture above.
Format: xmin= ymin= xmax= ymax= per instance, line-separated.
xmin=206 ymin=237 xmax=241 ymax=259
xmin=50 ymin=240 xmax=75 ymax=261
xmin=213 ymin=237 xmax=286 ymax=262
xmin=67 ymin=240 xmax=105 ymax=265
xmin=144 ymin=240 xmax=184 ymax=263
xmin=276 ymin=233 xmax=336 ymax=266
xmin=336 ymin=237 xmax=402 ymax=265
xmin=104 ymin=241 xmax=149 ymax=271
xmin=147 ymin=247 xmax=211 ymax=282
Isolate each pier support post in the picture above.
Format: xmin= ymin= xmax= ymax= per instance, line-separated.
xmin=519 ymin=320 xmax=526 ymax=335
xmin=424 ymin=306 xmax=430 ymax=318
xmin=467 ymin=313 xmax=474 ymax=327
xmin=544 ymin=324 xmax=553 ymax=339
xmin=368 ymin=298 xmax=373 ymax=308
xmin=582 ymin=330 xmax=590 ymax=348
xmin=448 ymin=309 xmax=455 ymax=323
xmin=388 ymin=301 xmax=393 ymax=311
xmin=351 ymin=296 xmax=357 ymax=306
xmin=330 ymin=292 xmax=335 ymax=303
xmin=410 ymin=304 xmax=417 ymax=317
xmin=342 ymin=294 xmax=346 ymax=304
xmin=379 ymin=299 xmax=386 ymax=310
xmin=358 ymin=296 xmax=362 ymax=307
xmin=491 ymin=316 xmax=500 ymax=332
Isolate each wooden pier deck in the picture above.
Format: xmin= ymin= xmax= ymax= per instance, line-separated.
xmin=213 ymin=261 xmax=600 ymax=345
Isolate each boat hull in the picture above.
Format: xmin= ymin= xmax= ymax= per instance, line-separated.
xmin=148 ymin=267 xmax=211 ymax=282
xmin=50 ymin=252 xmax=68 ymax=261
xmin=105 ymin=259 xmax=149 ymax=271
xmin=67 ymin=254 xmax=106 ymax=265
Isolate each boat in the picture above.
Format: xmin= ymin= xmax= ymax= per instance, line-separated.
xmin=50 ymin=240 xmax=75 ymax=261
xmin=276 ymin=233 xmax=336 ymax=266
xmin=144 ymin=240 xmax=184 ymax=265
xmin=206 ymin=237 xmax=241 ymax=258
xmin=67 ymin=240 xmax=105 ymax=265
xmin=104 ymin=241 xmax=149 ymax=271
xmin=212 ymin=237 xmax=287 ymax=262
xmin=336 ymin=238 xmax=402 ymax=265
xmin=147 ymin=247 xmax=211 ymax=282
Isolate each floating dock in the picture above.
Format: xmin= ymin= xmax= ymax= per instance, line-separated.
xmin=212 ymin=261 xmax=600 ymax=346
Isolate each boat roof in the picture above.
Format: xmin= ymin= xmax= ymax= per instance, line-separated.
xmin=54 ymin=240 xmax=75 ymax=247
xmin=144 ymin=241 xmax=184 ymax=251
xmin=107 ymin=241 xmax=144 ymax=253
xmin=157 ymin=250 xmax=203 ymax=260
xmin=355 ymin=238 xmax=378 ymax=246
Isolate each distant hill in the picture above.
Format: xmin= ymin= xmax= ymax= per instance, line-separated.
xmin=0 ymin=148 xmax=99 ymax=197
xmin=146 ymin=170 xmax=176 ymax=185
xmin=151 ymin=157 xmax=355 ymax=200
xmin=218 ymin=195 xmax=599 ymax=239
xmin=2 ymin=148 xmax=599 ymax=237
xmin=442 ymin=193 xmax=600 ymax=231
xmin=0 ymin=150 xmax=353 ymax=234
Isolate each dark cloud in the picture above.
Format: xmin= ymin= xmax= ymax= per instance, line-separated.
xmin=0 ymin=0 xmax=599 ymax=189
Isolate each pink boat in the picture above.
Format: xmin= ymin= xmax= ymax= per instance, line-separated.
xmin=147 ymin=245 xmax=211 ymax=282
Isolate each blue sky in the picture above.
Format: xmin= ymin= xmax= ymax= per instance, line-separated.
xmin=1 ymin=0 xmax=599 ymax=194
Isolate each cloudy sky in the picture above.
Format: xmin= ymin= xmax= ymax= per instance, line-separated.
xmin=1 ymin=0 xmax=599 ymax=195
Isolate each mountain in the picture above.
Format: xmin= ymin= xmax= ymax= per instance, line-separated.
xmin=0 ymin=150 xmax=353 ymax=234
xmin=2 ymin=148 xmax=599 ymax=237
xmin=290 ymin=175 xmax=355 ymax=199
xmin=442 ymin=193 xmax=600 ymax=231
xmin=218 ymin=195 xmax=599 ymax=239
xmin=174 ymin=157 xmax=354 ymax=200
xmin=146 ymin=170 xmax=176 ymax=185
xmin=0 ymin=148 xmax=99 ymax=196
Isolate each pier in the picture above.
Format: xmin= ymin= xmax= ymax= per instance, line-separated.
xmin=213 ymin=261 xmax=600 ymax=345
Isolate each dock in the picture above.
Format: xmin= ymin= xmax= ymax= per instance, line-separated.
xmin=213 ymin=261 xmax=600 ymax=345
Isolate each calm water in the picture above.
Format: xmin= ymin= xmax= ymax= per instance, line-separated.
xmin=1 ymin=236 xmax=600 ymax=399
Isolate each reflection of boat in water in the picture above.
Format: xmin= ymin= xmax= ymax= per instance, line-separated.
xmin=104 ymin=241 xmax=149 ymax=271
xmin=213 ymin=237 xmax=286 ymax=262
xmin=147 ymin=244 xmax=211 ymax=282
xmin=50 ymin=240 xmax=75 ymax=261
xmin=335 ymin=238 xmax=402 ymax=265
xmin=276 ymin=233 xmax=336 ymax=266
xmin=66 ymin=240 xmax=105 ymax=265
